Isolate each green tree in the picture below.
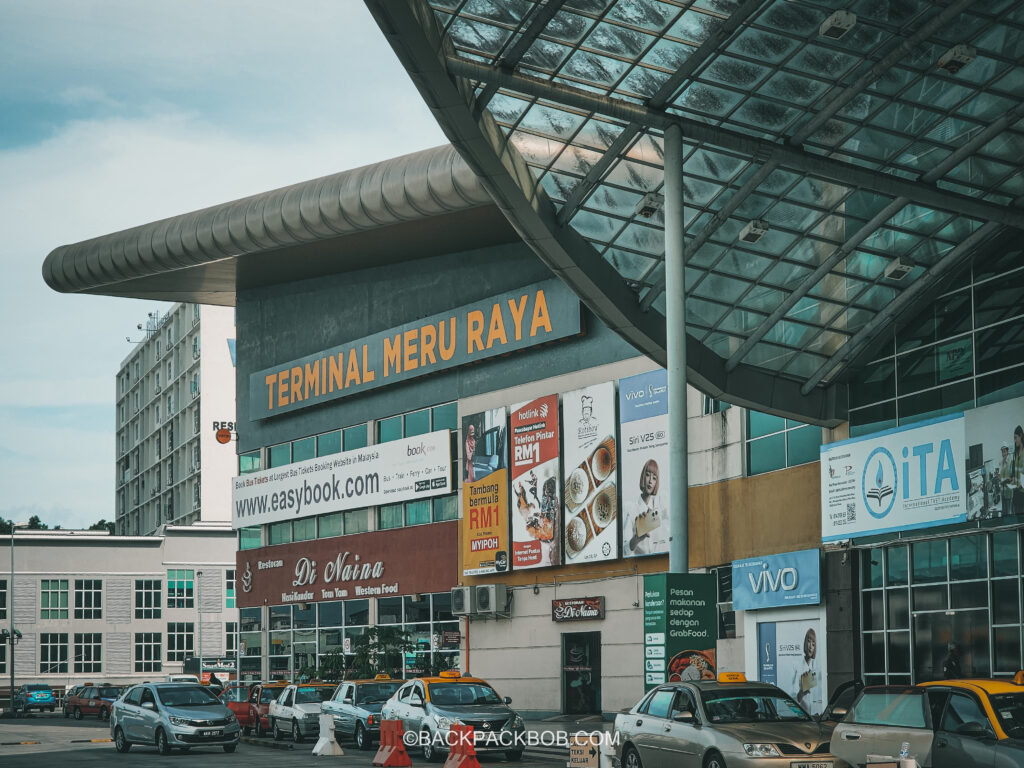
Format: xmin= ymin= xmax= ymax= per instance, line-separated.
xmin=26 ymin=515 xmax=49 ymax=530
xmin=89 ymin=519 xmax=116 ymax=534
xmin=350 ymin=626 xmax=415 ymax=679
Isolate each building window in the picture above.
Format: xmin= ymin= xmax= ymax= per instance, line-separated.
xmin=192 ymin=408 xmax=200 ymax=435
xmin=239 ymin=451 xmax=261 ymax=475
xmin=702 ymin=395 xmax=730 ymax=415
xmin=226 ymin=570 xmax=236 ymax=609
xmin=134 ymin=632 xmax=162 ymax=672
xmin=239 ymin=526 xmax=261 ymax=550
xmin=167 ymin=570 xmax=194 ymax=608
xmin=74 ymin=633 xmax=102 ymax=674
xmin=746 ymin=410 xmax=822 ymax=476
xmin=167 ymin=622 xmax=195 ymax=661
xmin=269 ymin=521 xmax=292 ymax=546
xmin=0 ymin=643 xmax=5 ymax=674
xmin=135 ymin=579 xmax=162 ymax=619
xmin=41 ymin=579 xmax=69 ymax=619
xmin=40 ymin=633 xmax=69 ymax=674
xmin=0 ymin=578 xmax=6 ymax=621
xmin=74 ymin=579 xmax=102 ymax=619
xmin=226 ymin=622 xmax=238 ymax=655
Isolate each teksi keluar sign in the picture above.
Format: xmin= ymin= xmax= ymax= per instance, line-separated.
xmin=249 ymin=279 xmax=582 ymax=419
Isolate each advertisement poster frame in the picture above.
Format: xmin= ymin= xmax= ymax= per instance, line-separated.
xmin=461 ymin=408 xmax=510 ymax=576
xmin=619 ymin=370 xmax=670 ymax=558
xmin=509 ymin=394 xmax=561 ymax=569
xmin=642 ymin=573 xmax=716 ymax=691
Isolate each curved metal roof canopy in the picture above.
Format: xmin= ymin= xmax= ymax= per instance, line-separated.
xmin=365 ymin=0 xmax=1024 ymax=424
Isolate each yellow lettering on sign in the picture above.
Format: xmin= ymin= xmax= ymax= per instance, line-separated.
xmin=439 ymin=318 xmax=456 ymax=361
xmin=485 ymin=303 xmax=507 ymax=349
xmin=507 ymin=295 xmax=527 ymax=341
xmin=345 ymin=348 xmax=361 ymax=387
xmin=304 ymin=360 xmax=320 ymax=399
xmin=421 ymin=324 xmax=437 ymax=366
xmin=384 ymin=334 xmax=401 ymax=377
xmin=403 ymin=328 xmax=419 ymax=372
xmin=530 ymin=289 xmax=552 ymax=337
xmin=362 ymin=344 xmax=375 ymax=383
xmin=265 ymin=373 xmax=277 ymax=411
xmin=467 ymin=310 xmax=485 ymax=353
xmin=329 ymin=353 xmax=344 ymax=393
xmin=277 ymin=370 xmax=289 ymax=408
xmin=290 ymin=366 xmax=303 ymax=402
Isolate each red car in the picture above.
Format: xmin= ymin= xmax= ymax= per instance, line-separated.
xmin=220 ymin=682 xmax=258 ymax=734
xmin=65 ymin=684 xmax=121 ymax=720
xmin=248 ymin=682 xmax=289 ymax=737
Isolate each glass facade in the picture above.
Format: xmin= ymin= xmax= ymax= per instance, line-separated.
xmin=861 ymin=530 xmax=1023 ymax=684
xmin=746 ymin=410 xmax=822 ymax=476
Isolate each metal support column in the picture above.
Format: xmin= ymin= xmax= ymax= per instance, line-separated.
xmin=664 ymin=122 xmax=688 ymax=574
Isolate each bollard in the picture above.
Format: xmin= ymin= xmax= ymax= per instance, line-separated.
xmin=443 ymin=724 xmax=481 ymax=768
xmin=313 ymin=712 xmax=345 ymax=756
xmin=373 ymin=719 xmax=412 ymax=768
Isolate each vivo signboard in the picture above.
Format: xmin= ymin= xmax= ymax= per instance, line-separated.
xmin=732 ymin=549 xmax=820 ymax=611
xmin=820 ymin=414 xmax=966 ymax=541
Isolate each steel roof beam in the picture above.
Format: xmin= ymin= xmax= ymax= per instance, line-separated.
xmin=444 ymin=56 xmax=1024 ymax=230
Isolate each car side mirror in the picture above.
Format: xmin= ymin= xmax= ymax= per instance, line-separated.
xmin=142 ymin=701 xmax=156 ymax=711
xmin=504 ymin=696 xmax=512 ymax=705
xmin=825 ymin=706 xmax=847 ymax=720
xmin=672 ymin=711 xmax=696 ymax=724
xmin=956 ymin=721 xmax=992 ymax=739
xmin=343 ymin=697 xmax=353 ymax=704
xmin=410 ymin=696 xmax=423 ymax=707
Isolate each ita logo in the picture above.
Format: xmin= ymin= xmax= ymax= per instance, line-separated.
xmin=862 ymin=447 xmax=897 ymax=519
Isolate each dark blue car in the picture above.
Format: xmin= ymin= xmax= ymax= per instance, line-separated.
xmin=14 ymin=684 xmax=56 ymax=713
xmin=322 ymin=676 xmax=405 ymax=749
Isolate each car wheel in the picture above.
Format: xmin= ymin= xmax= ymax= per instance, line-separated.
xmin=73 ymin=707 xmax=83 ymax=720
xmin=63 ymin=707 xmax=70 ymax=719
xmin=506 ymin=749 xmax=524 ymax=761
xmin=242 ymin=726 xmax=251 ymax=737
xmin=223 ymin=744 xmax=237 ymax=753
xmin=99 ymin=707 xmax=109 ymax=721
xmin=254 ymin=716 xmax=265 ymax=738
xmin=49 ymin=706 xmax=55 ymax=713
xmin=623 ymin=746 xmax=643 ymax=768
xmin=356 ymin=722 xmax=370 ymax=750
xmin=292 ymin=719 xmax=304 ymax=744
xmin=422 ymin=730 xmax=442 ymax=763
xmin=156 ymin=728 xmax=172 ymax=755
xmin=272 ymin=718 xmax=283 ymax=741
xmin=703 ymin=751 xmax=727 ymax=768
xmin=114 ymin=726 xmax=132 ymax=753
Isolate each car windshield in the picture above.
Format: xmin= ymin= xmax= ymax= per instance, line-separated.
xmin=222 ymin=687 xmax=249 ymax=703
xmin=155 ymin=685 xmax=222 ymax=707
xmin=261 ymin=688 xmax=283 ymax=703
xmin=296 ymin=687 xmax=335 ymax=704
xmin=701 ymin=689 xmax=811 ymax=723
xmin=428 ymin=683 xmax=503 ymax=707
xmin=98 ymin=687 xmax=121 ymax=698
xmin=989 ymin=693 xmax=1024 ymax=739
xmin=356 ymin=682 xmax=403 ymax=704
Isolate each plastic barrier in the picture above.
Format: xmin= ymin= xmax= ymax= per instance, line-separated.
xmin=313 ymin=712 xmax=345 ymax=756
xmin=372 ymin=719 xmax=412 ymax=767
xmin=442 ymin=724 xmax=481 ymax=768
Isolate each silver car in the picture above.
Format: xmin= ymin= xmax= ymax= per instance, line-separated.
xmin=614 ymin=679 xmax=843 ymax=768
xmin=110 ymin=682 xmax=240 ymax=754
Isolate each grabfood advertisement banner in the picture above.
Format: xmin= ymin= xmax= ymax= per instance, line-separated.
xmin=820 ymin=413 xmax=966 ymax=541
xmin=509 ymin=394 xmax=561 ymax=569
xmin=461 ymin=408 xmax=510 ymax=576
xmin=618 ymin=369 xmax=669 ymax=558
xmin=562 ymin=382 xmax=619 ymax=563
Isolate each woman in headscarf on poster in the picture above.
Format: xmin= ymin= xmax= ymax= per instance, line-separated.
xmin=627 ymin=458 xmax=667 ymax=555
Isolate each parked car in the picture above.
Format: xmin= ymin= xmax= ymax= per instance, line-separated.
xmin=13 ymin=684 xmax=56 ymax=713
xmin=219 ymin=683 xmax=258 ymax=734
xmin=268 ymin=682 xmax=335 ymax=743
xmin=613 ymin=674 xmax=843 ymax=768
xmin=833 ymin=675 xmax=1024 ymax=767
xmin=63 ymin=685 xmax=87 ymax=716
xmin=110 ymin=682 xmax=240 ymax=754
xmin=66 ymin=684 xmax=122 ymax=720
xmin=381 ymin=670 xmax=525 ymax=762
xmin=247 ymin=681 xmax=289 ymax=737
xmin=322 ymin=674 xmax=405 ymax=749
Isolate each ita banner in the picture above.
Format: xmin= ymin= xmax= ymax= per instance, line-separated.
xmin=509 ymin=394 xmax=561 ymax=569
xmin=461 ymin=408 xmax=510 ymax=576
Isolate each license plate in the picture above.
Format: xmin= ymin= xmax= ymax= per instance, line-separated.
xmin=201 ymin=729 xmax=223 ymax=737
xmin=792 ymin=762 xmax=833 ymax=768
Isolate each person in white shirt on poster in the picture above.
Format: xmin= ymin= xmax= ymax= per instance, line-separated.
xmin=627 ymin=459 xmax=667 ymax=555
xmin=791 ymin=628 xmax=821 ymax=714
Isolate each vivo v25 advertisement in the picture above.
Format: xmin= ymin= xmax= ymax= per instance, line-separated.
xmin=758 ymin=619 xmax=824 ymax=715
xmin=562 ymin=382 xmax=619 ymax=563
xmin=509 ymin=394 xmax=561 ymax=569
xmin=820 ymin=413 xmax=966 ymax=541
xmin=618 ymin=369 xmax=669 ymax=558
xmin=461 ymin=408 xmax=510 ymax=576
xmin=643 ymin=573 xmax=716 ymax=691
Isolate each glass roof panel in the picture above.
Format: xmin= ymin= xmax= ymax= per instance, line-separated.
xmin=717 ymin=307 xmax=769 ymax=335
xmin=830 ymin=306 xmax=875 ymax=336
xmin=573 ymin=117 xmax=626 ymax=151
xmin=688 ymin=242 xmax=726 ymax=269
xmin=522 ymin=38 xmax=574 ymax=71
xmin=584 ymin=186 xmax=645 ymax=218
xmin=603 ymin=158 xmax=664 ymax=190
xmin=729 ymin=27 xmax=800 ymax=65
xmin=667 ymin=8 xmax=725 ymax=46
xmin=585 ymin=21 xmax=655 ymax=58
xmin=604 ymin=248 xmax=658 ymax=281
xmin=613 ymin=220 xmax=666 ymax=255
xmin=517 ymin=103 xmax=587 ymax=139
xmin=763 ymin=260 xmax=813 ymax=290
xmin=684 ymin=149 xmax=747 ymax=184
xmin=788 ymin=45 xmax=860 ymax=82
xmin=804 ymin=328 xmax=849 ymax=357
xmin=739 ymin=283 xmax=785 ymax=313
xmin=786 ymin=296 xmax=843 ymax=326
xmin=562 ymin=49 xmax=632 ymax=88
xmin=571 ymin=209 xmax=626 ymax=244
xmin=782 ymin=351 xmax=830 ymax=379
xmin=857 ymin=284 xmax=899 ymax=312
xmin=763 ymin=320 xmax=819 ymax=349
xmin=675 ymin=81 xmax=747 ymax=117
xmin=693 ymin=273 xmax=754 ymax=304
xmin=547 ymin=10 xmax=595 ymax=43
xmin=760 ymin=72 xmax=831 ymax=108
xmin=742 ymin=342 xmax=796 ymax=372
xmin=714 ymin=250 xmax=773 ymax=280
xmin=447 ymin=17 xmax=514 ymax=56
xmin=605 ymin=0 xmax=681 ymax=33
xmin=509 ymin=132 xmax=563 ymax=167
xmin=686 ymin=298 xmax=730 ymax=329
xmin=702 ymin=56 xmax=773 ymax=90
xmin=704 ymin=331 xmax=745 ymax=360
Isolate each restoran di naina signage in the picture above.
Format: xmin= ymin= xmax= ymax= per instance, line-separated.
xmin=249 ymin=279 xmax=582 ymax=419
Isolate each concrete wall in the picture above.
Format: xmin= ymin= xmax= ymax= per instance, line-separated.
xmin=199 ymin=304 xmax=237 ymax=524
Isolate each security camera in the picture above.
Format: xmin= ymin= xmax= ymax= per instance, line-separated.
xmin=13 ymin=629 xmax=22 ymax=639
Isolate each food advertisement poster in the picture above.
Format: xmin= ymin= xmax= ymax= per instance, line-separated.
xmin=509 ymin=394 xmax=561 ymax=569
xmin=758 ymin=619 xmax=823 ymax=715
xmin=618 ymin=369 xmax=670 ymax=558
xmin=461 ymin=408 xmax=510 ymax=576
xmin=963 ymin=394 xmax=1024 ymax=521
xmin=562 ymin=382 xmax=619 ymax=563
xmin=820 ymin=414 xmax=966 ymax=541
xmin=642 ymin=573 xmax=716 ymax=691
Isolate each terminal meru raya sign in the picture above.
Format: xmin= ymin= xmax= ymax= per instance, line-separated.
xmin=643 ymin=573 xmax=717 ymax=691
xmin=249 ymin=279 xmax=582 ymax=419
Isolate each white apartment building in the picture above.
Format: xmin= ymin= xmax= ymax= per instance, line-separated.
xmin=115 ymin=303 xmax=236 ymax=536
xmin=2 ymin=527 xmax=239 ymax=690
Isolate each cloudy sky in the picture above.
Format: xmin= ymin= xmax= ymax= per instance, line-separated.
xmin=0 ymin=1 xmax=447 ymax=529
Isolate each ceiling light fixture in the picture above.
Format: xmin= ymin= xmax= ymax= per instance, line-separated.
xmin=937 ymin=44 xmax=975 ymax=74
xmin=883 ymin=255 xmax=914 ymax=281
xmin=738 ymin=219 xmax=769 ymax=243
xmin=634 ymin=192 xmax=664 ymax=218
xmin=819 ymin=10 xmax=856 ymax=39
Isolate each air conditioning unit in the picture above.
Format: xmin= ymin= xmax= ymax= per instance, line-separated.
xmin=937 ymin=44 xmax=975 ymax=75
xmin=883 ymin=255 xmax=914 ymax=281
xmin=451 ymin=587 xmax=472 ymax=616
xmin=819 ymin=10 xmax=856 ymax=39
xmin=474 ymin=584 xmax=507 ymax=616
xmin=739 ymin=219 xmax=769 ymax=243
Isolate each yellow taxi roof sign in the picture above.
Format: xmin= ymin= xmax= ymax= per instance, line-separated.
xmin=375 ymin=674 xmax=391 ymax=680
xmin=439 ymin=670 xmax=462 ymax=679
xmin=1014 ymin=671 xmax=1024 ymax=686
xmin=718 ymin=672 xmax=747 ymax=683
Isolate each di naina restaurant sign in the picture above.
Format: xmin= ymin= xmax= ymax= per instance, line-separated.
xmin=249 ymin=279 xmax=582 ymax=420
